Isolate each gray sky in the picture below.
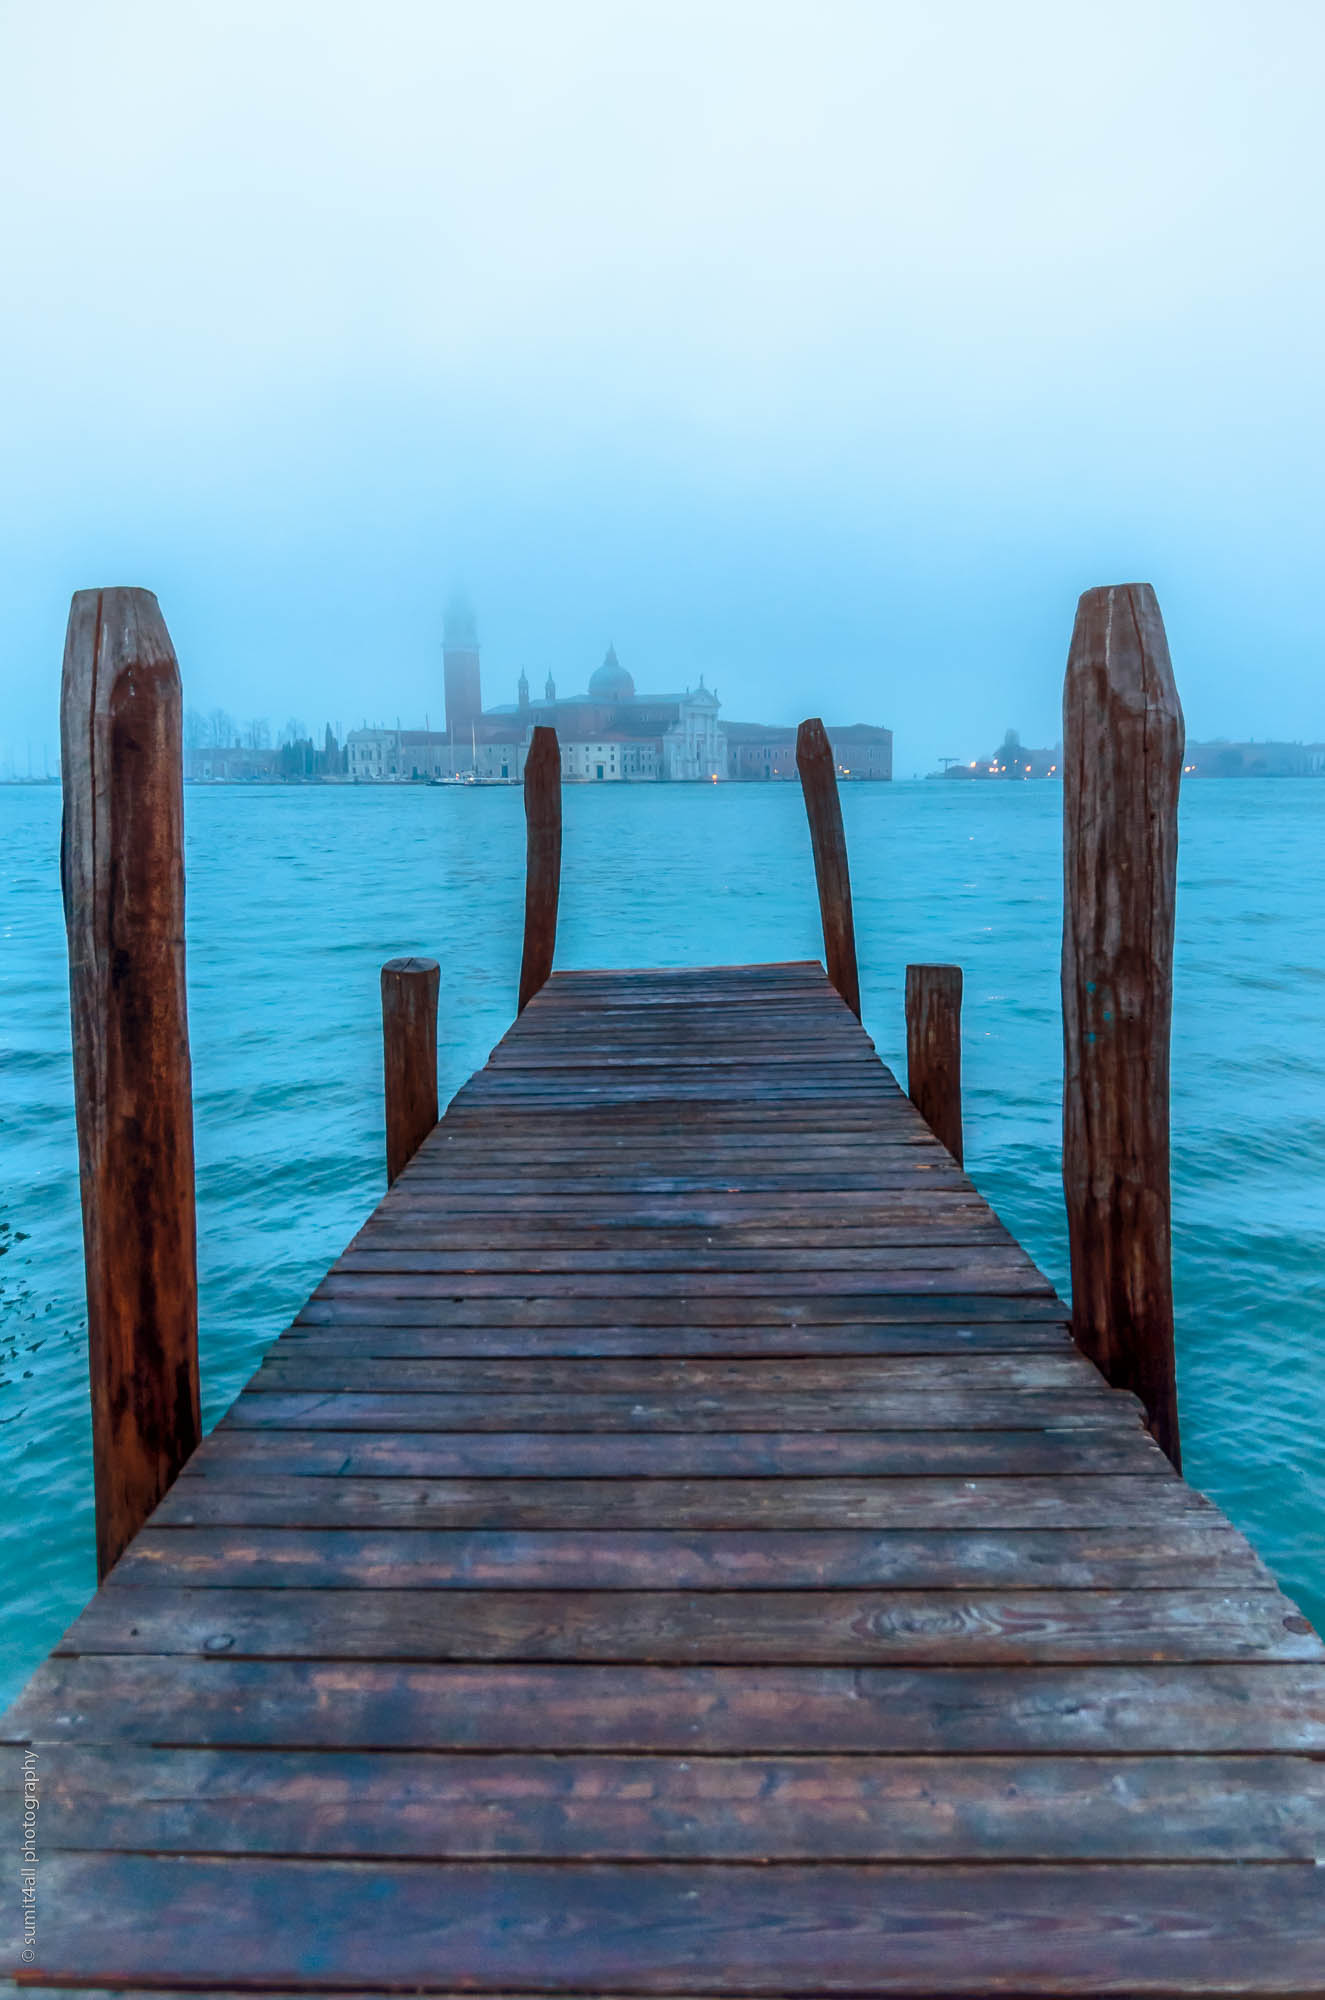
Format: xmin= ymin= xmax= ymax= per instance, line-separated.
xmin=2 ymin=0 xmax=1322 ymax=774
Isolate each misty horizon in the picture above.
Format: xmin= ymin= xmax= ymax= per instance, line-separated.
xmin=4 ymin=3 xmax=1324 ymax=777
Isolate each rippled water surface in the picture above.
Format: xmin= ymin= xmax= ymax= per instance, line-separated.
xmin=2 ymin=778 xmax=1323 ymax=1699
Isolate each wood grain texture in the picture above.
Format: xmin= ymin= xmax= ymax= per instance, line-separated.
xmin=906 ymin=962 xmax=964 ymax=1164
xmin=5 ymin=958 xmax=1320 ymax=1996
xmin=517 ymin=725 xmax=561 ymax=1012
xmin=59 ymin=586 xmax=200 ymax=1581
xmin=1063 ymin=581 xmax=1184 ymax=1467
xmin=12 ymin=1658 xmax=1325 ymax=1753
xmin=380 ymin=956 xmax=439 ymax=1185
xmin=25 ymin=1854 xmax=1325 ymax=1991
xmin=14 ymin=1743 xmax=1323 ymax=1861
xmin=795 ymin=718 xmax=860 ymax=1016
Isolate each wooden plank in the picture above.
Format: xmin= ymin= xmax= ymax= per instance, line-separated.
xmin=183 ymin=1427 xmax=1168 ymax=1477
xmin=59 ymin=586 xmax=201 ymax=1580
xmin=60 ymin=1585 xmax=1320 ymax=1663
xmin=328 ymin=1245 xmax=1032 ymax=1274
xmin=152 ymin=1473 xmax=1211 ymax=1531
xmin=294 ymin=1294 xmax=1071 ymax=1325
xmin=273 ymin=1322 xmax=1076 ymax=1356
xmin=248 ymin=1354 xmax=1106 ymax=1394
xmin=12 ymin=1658 xmax=1325 ymax=1754
xmin=114 ymin=1521 xmax=1268 ymax=1592
xmin=27 ymin=1854 xmax=1325 ymax=1990
xmin=219 ymin=1388 xmax=1135 ymax=1432
xmin=13 ymin=1743 xmax=1323 ymax=1862
xmin=309 ymin=1269 xmax=1057 ymax=1300
xmin=347 ymin=1221 xmax=1009 ymax=1248
xmin=1063 ymin=580 xmax=1184 ymax=1467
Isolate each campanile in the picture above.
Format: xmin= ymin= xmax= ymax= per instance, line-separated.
xmin=443 ymin=595 xmax=482 ymax=742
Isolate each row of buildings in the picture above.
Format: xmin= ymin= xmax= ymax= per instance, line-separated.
xmin=928 ymin=730 xmax=1325 ymax=781
xmin=340 ymin=607 xmax=893 ymax=784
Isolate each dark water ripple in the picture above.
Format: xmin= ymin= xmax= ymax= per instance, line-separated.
xmin=1 ymin=778 xmax=1322 ymax=1701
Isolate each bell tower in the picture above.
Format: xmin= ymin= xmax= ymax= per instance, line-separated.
xmin=443 ymin=594 xmax=482 ymax=742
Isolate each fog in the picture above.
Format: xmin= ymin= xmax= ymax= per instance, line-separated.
xmin=2 ymin=0 xmax=1322 ymax=774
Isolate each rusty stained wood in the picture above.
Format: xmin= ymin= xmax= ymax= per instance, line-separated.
xmin=379 ymin=956 xmax=439 ymax=1184
xmin=517 ymin=725 xmax=561 ymax=1012
xmin=1062 ymin=582 xmax=1184 ymax=1468
xmin=795 ymin=718 xmax=860 ymax=1017
xmin=60 ymin=587 xmax=200 ymax=1580
xmin=906 ymin=963 xmax=964 ymax=1164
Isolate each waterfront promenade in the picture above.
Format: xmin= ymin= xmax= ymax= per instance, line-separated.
xmin=4 ymin=959 xmax=1323 ymax=1992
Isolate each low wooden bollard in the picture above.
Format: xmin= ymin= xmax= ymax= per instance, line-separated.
xmin=381 ymin=957 xmax=440 ymax=1184
xmin=518 ymin=725 xmax=561 ymax=1013
xmin=1062 ymin=580 xmax=1184 ymax=1468
xmin=60 ymin=587 xmax=201 ymax=1579
xmin=905 ymin=964 xmax=963 ymax=1165
xmin=796 ymin=717 xmax=861 ymax=1018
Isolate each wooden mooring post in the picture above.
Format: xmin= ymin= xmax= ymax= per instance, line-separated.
xmin=796 ymin=717 xmax=860 ymax=1018
xmin=1062 ymin=581 xmax=1184 ymax=1468
xmin=518 ymin=725 xmax=561 ymax=1012
xmin=905 ymin=963 xmax=963 ymax=1165
xmin=60 ymin=587 xmax=201 ymax=1579
xmin=380 ymin=957 xmax=440 ymax=1184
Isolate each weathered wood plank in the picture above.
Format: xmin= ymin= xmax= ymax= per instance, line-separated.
xmin=116 ymin=1520 xmax=1267 ymax=1593
xmin=153 ymin=1472 xmax=1206 ymax=1531
xmin=27 ymin=1854 xmax=1325 ymax=1991
xmin=294 ymin=1293 xmax=1071 ymax=1325
xmin=274 ymin=1322 xmax=1076 ymax=1356
xmin=183 ymin=1426 xmax=1169 ymax=1477
xmin=14 ymin=1743 xmax=1323 ymax=1862
xmin=60 ymin=1585 xmax=1320 ymax=1664
xmin=219 ymin=1388 xmax=1135 ymax=1432
xmin=249 ymin=1354 xmax=1107 ymax=1394
xmin=12 ymin=1658 xmax=1325 ymax=1754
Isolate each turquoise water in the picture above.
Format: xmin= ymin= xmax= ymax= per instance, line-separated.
xmin=2 ymin=779 xmax=1323 ymax=1701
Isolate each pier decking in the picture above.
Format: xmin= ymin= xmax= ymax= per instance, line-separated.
xmin=5 ymin=961 xmax=1324 ymax=1993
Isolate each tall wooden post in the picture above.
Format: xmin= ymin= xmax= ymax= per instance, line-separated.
xmin=60 ymin=587 xmax=200 ymax=1579
xmin=381 ymin=957 xmax=440 ymax=1184
xmin=796 ymin=717 xmax=861 ymax=1018
xmin=518 ymin=726 xmax=561 ymax=1013
xmin=1062 ymin=581 xmax=1184 ymax=1468
xmin=905 ymin=964 xmax=963 ymax=1165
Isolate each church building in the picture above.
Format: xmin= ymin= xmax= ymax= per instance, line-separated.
xmin=346 ymin=602 xmax=891 ymax=783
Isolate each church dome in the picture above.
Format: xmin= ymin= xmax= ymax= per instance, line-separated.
xmin=588 ymin=644 xmax=634 ymax=701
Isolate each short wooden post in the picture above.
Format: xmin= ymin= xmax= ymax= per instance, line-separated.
xmin=1062 ymin=581 xmax=1184 ymax=1468
xmin=381 ymin=957 xmax=440 ymax=1184
xmin=518 ymin=726 xmax=561 ymax=1013
xmin=796 ymin=717 xmax=861 ymax=1018
xmin=905 ymin=964 xmax=963 ymax=1164
xmin=60 ymin=587 xmax=200 ymax=1579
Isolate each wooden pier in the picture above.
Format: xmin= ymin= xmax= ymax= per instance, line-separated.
xmin=4 ymin=581 xmax=1324 ymax=1992
xmin=5 ymin=959 xmax=1325 ymax=1990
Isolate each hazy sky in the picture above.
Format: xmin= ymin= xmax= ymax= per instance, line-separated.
xmin=2 ymin=0 xmax=1322 ymax=774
